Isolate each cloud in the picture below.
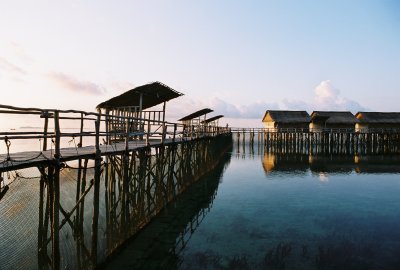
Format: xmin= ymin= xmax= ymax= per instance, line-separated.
xmin=167 ymin=80 xmax=367 ymax=121
xmin=312 ymin=80 xmax=366 ymax=112
xmin=167 ymin=96 xmax=278 ymax=120
xmin=0 ymin=57 xmax=27 ymax=76
xmin=48 ymin=72 xmax=105 ymax=95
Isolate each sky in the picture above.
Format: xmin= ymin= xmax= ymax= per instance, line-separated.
xmin=0 ymin=0 xmax=399 ymax=127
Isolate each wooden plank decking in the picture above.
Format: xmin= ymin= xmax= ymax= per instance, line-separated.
xmin=0 ymin=139 xmax=176 ymax=171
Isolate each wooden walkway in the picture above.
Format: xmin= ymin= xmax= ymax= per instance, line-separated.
xmin=0 ymin=138 xmax=199 ymax=171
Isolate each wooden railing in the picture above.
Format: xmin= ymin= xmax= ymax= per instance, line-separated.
xmin=0 ymin=104 xmax=231 ymax=155
xmin=230 ymin=127 xmax=400 ymax=134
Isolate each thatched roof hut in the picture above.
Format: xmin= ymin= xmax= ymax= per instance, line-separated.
xmin=96 ymin=81 xmax=183 ymax=142
xmin=178 ymin=108 xmax=213 ymax=122
xmin=202 ymin=115 xmax=224 ymax=124
xmin=355 ymin=112 xmax=400 ymax=131
xmin=97 ymin=81 xmax=183 ymax=111
xmin=262 ymin=110 xmax=311 ymax=130
xmin=310 ymin=111 xmax=358 ymax=131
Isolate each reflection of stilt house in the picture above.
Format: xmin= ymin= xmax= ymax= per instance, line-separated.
xmin=355 ymin=112 xmax=400 ymax=132
xmin=310 ymin=111 xmax=358 ymax=132
xmin=262 ymin=153 xmax=308 ymax=175
xmin=97 ymin=81 xmax=183 ymax=143
xmin=262 ymin=110 xmax=310 ymax=131
xmin=178 ymin=108 xmax=213 ymax=138
xmin=202 ymin=115 xmax=224 ymax=136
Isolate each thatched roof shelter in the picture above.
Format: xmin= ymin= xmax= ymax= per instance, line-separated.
xmin=311 ymin=111 xmax=358 ymax=124
xmin=355 ymin=112 xmax=400 ymax=124
xmin=262 ymin=110 xmax=311 ymax=123
xmin=178 ymin=108 xmax=213 ymax=121
xmin=202 ymin=115 xmax=224 ymax=124
xmin=96 ymin=81 xmax=183 ymax=110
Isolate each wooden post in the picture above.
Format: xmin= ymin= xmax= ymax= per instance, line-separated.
xmin=146 ymin=119 xmax=151 ymax=145
xmin=79 ymin=113 xmax=84 ymax=147
xmin=173 ymin=123 xmax=177 ymax=143
xmin=52 ymin=110 xmax=61 ymax=270
xmin=43 ymin=111 xmax=49 ymax=151
xmin=91 ymin=113 xmax=102 ymax=266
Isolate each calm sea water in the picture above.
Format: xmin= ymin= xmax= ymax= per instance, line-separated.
xmin=106 ymin=142 xmax=400 ymax=270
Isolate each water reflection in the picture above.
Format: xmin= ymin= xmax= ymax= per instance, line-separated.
xmin=260 ymin=147 xmax=400 ymax=175
xmin=101 ymin=145 xmax=232 ymax=269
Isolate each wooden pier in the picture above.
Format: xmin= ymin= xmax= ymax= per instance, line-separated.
xmin=232 ymin=128 xmax=400 ymax=155
xmin=0 ymin=104 xmax=232 ymax=270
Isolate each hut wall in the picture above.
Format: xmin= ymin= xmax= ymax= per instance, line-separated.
xmin=264 ymin=121 xmax=275 ymax=130
xmin=311 ymin=123 xmax=355 ymax=132
xmin=276 ymin=123 xmax=309 ymax=131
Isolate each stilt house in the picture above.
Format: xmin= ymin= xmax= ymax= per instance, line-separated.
xmin=178 ymin=108 xmax=213 ymax=137
xmin=310 ymin=111 xmax=358 ymax=132
xmin=202 ymin=115 xmax=224 ymax=127
xmin=355 ymin=112 xmax=400 ymax=132
xmin=202 ymin=115 xmax=224 ymax=136
xmin=262 ymin=110 xmax=311 ymax=131
xmin=96 ymin=81 xmax=183 ymax=142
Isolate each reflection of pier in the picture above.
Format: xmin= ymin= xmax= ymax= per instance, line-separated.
xmin=232 ymin=128 xmax=400 ymax=155
xmin=102 ymin=144 xmax=232 ymax=269
xmin=0 ymin=82 xmax=231 ymax=269
xmin=0 ymin=135 xmax=232 ymax=269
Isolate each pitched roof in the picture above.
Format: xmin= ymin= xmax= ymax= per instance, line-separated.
xmin=202 ymin=115 xmax=224 ymax=124
xmin=178 ymin=108 xmax=213 ymax=121
xmin=356 ymin=112 xmax=400 ymax=124
xmin=311 ymin=111 xmax=358 ymax=124
xmin=262 ymin=110 xmax=311 ymax=123
xmin=96 ymin=81 xmax=183 ymax=110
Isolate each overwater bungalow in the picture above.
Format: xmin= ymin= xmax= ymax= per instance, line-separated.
xmin=310 ymin=111 xmax=358 ymax=132
xmin=178 ymin=108 xmax=213 ymax=138
xmin=202 ymin=115 xmax=224 ymax=136
xmin=262 ymin=110 xmax=311 ymax=131
xmin=202 ymin=115 xmax=224 ymax=127
xmin=96 ymin=81 xmax=183 ymax=142
xmin=355 ymin=112 xmax=400 ymax=132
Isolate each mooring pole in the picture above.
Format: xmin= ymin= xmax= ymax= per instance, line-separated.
xmin=91 ymin=112 xmax=102 ymax=267
xmin=52 ymin=110 xmax=61 ymax=270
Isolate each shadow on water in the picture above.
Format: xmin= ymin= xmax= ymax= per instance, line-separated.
xmin=99 ymin=144 xmax=232 ymax=270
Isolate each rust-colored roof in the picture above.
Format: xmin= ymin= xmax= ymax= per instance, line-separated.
xmin=262 ymin=110 xmax=311 ymax=123
xmin=178 ymin=108 xmax=213 ymax=121
xmin=97 ymin=81 xmax=183 ymax=110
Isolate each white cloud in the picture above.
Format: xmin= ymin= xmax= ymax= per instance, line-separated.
xmin=166 ymin=80 xmax=367 ymax=122
xmin=312 ymin=80 xmax=366 ymax=112
xmin=47 ymin=72 xmax=106 ymax=95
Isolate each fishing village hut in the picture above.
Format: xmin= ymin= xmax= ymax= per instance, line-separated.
xmin=202 ymin=115 xmax=224 ymax=127
xmin=310 ymin=111 xmax=358 ymax=132
xmin=262 ymin=110 xmax=311 ymax=131
xmin=202 ymin=115 xmax=224 ymax=136
xmin=178 ymin=108 xmax=213 ymax=138
xmin=97 ymin=81 xmax=183 ymax=142
xmin=355 ymin=112 xmax=400 ymax=132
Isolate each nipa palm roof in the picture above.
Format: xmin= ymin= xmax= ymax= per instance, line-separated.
xmin=178 ymin=108 xmax=213 ymax=121
xmin=262 ymin=110 xmax=311 ymax=123
xmin=97 ymin=81 xmax=183 ymax=110
xmin=311 ymin=111 xmax=358 ymax=124
xmin=356 ymin=112 xmax=400 ymax=124
xmin=202 ymin=115 xmax=224 ymax=124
